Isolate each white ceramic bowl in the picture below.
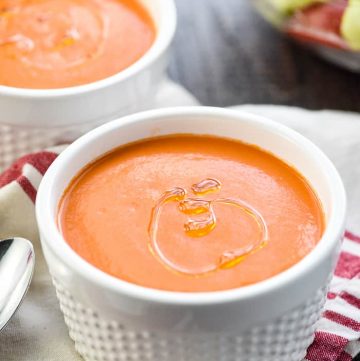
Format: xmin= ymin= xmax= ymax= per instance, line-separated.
xmin=36 ymin=107 xmax=346 ymax=361
xmin=0 ymin=0 xmax=176 ymax=171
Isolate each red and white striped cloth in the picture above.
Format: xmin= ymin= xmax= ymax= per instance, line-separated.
xmin=305 ymin=230 xmax=360 ymax=361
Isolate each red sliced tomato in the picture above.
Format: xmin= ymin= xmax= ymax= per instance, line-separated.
xmin=285 ymin=0 xmax=348 ymax=49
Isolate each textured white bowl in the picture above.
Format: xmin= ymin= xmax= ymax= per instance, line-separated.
xmin=0 ymin=0 xmax=176 ymax=170
xmin=36 ymin=107 xmax=346 ymax=361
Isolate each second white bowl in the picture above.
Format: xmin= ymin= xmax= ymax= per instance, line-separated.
xmin=0 ymin=0 xmax=176 ymax=170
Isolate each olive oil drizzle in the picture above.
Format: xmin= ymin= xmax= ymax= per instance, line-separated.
xmin=148 ymin=178 xmax=269 ymax=277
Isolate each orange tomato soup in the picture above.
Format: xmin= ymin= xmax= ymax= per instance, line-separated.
xmin=0 ymin=0 xmax=155 ymax=88
xmin=58 ymin=135 xmax=324 ymax=292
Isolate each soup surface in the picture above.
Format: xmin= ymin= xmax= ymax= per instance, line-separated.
xmin=58 ymin=135 xmax=324 ymax=292
xmin=0 ymin=0 xmax=155 ymax=89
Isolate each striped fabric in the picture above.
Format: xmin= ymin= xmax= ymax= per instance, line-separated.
xmin=304 ymin=231 xmax=360 ymax=361
xmin=1 ymin=151 xmax=360 ymax=361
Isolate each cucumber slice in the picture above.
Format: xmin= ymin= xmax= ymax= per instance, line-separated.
xmin=341 ymin=0 xmax=360 ymax=50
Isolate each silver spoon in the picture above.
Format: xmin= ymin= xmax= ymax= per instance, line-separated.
xmin=0 ymin=238 xmax=35 ymax=331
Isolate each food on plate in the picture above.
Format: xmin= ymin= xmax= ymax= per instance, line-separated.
xmin=265 ymin=0 xmax=360 ymax=51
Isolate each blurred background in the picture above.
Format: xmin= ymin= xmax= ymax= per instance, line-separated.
xmin=169 ymin=0 xmax=360 ymax=111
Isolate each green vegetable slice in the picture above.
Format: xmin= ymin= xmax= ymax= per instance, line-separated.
xmin=341 ymin=0 xmax=360 ymax=50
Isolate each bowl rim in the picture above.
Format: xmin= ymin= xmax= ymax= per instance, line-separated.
xmin=36 ymin=106 xmax=347 ymax=306
xmin=0 ymin=0 xmax=176 ymax=98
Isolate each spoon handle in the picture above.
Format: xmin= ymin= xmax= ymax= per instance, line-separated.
xmin=0 ymin=238 xmax=34 ymax=330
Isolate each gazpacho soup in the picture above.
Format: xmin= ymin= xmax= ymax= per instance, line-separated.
xmin=58 ymin=135 xmax=325 ymax=292
xmin=0 ymin=0 xmax=155 ymax=89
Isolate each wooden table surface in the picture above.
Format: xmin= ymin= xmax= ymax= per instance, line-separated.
xmin=170 ymin=1 xmax=360 ymax=360
xmin=169 ymin=0 xmax=360 ymax=112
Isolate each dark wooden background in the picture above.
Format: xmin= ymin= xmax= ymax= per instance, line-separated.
xmin=169 ymin=0 xmax=360 ymax=112
xmin=170 ymin=1 xmax=360 ymax=359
